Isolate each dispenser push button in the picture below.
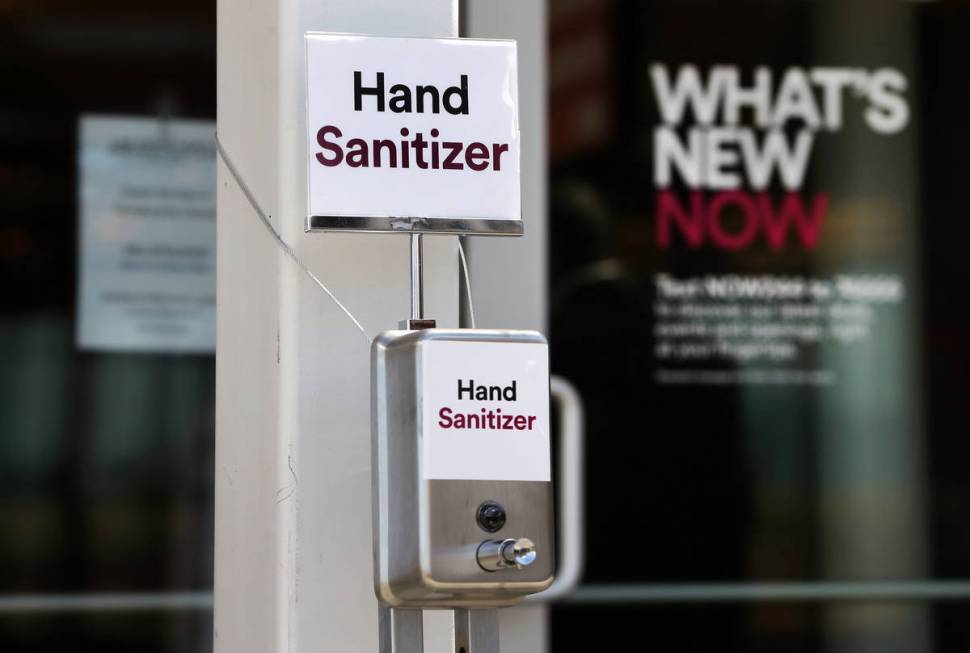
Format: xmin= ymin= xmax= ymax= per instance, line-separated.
xmin=477 ymin=538 xmax=537 ymax=572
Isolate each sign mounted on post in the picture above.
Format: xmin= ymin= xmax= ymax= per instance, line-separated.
xmin=304 ymin=34 xmax=522 ymax=235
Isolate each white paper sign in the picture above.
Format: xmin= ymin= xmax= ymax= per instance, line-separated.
xmin=421 ymin=340 xmax=551 ymax=481
xmin=305 ymin=34 xmax=521 ymax=233
xmin=77 ymin=115 xmax=216 ymax=353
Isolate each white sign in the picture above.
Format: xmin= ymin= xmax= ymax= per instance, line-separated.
xmin=305 ymin=34 xmax=521 ymax=234
xmin=77 ymin=115 xmax=216 ymax=353
xmin=421 ymin=340 xmax=550 ymax=481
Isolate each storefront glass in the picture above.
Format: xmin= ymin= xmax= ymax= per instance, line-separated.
xmin=0 ymin=2 xmax=215 ymax=650
xmin=548 ymin=0 xmax=970 ymax=649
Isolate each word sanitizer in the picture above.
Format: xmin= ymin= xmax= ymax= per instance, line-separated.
xmin=371 ymin=329 xmax=555 ymax=607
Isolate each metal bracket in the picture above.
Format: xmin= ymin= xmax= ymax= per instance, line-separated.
xmin=399 ymin=319 xmax=437 ymax=331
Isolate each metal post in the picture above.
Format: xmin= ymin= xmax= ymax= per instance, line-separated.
xmin=453 ymin=609 xmax=500 ymax=653
xmin=410 ymin=233 xmax=424 ymax=320
xmin=379 ymin=606 xmax=424 ymax=653
xmin=403 ymin=233 xmax=436 ymax=330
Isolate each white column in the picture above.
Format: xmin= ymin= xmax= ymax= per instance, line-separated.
xmin=215 ymin=1 xmax=458 ymax=652
xmin=465 ymin=0 xmax=548 ymax=332
xmin=465 ymin=2 xmax=551 ymax=652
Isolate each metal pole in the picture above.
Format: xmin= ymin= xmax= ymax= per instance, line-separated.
xmin=379 ymin=606 xmax=424 ymax=653
xmin=410 ymin=233 xmax=424 ymax=321
xmin=453 ymin=609 xmax=500 ymax=653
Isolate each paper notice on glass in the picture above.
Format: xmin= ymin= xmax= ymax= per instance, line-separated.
xmin=77 ymin=115 xmax=216 ymax=353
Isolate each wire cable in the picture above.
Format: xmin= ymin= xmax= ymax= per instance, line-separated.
xmin=457 ymin=238 xmax=477 ymax=329
xmin=215 ymin=134 xmax=372 ymax=343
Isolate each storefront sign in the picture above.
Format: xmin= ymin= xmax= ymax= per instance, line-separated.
xmin=304 ymin=34 xmax=522 ymax=235
xmin=77 ymin=115 xmax=216 ymax=353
